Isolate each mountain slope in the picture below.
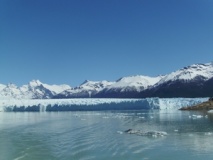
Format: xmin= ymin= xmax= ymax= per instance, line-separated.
xmin=141 ymin=62 xmax=213 ymax=98
xmin=26 ymin=80 xmax=71 ymax=95
xmin=0 ymin=83 xmax=23 ymax=99
xmin=107 ymin=75 xmax=162 ymax=91
xmin=96 ymin=75 xmax=163 ymax=98
xmin=0 ymin=80 xmax=72 ymax=99
xmin=157 ymin=62 xmax=213 ymax=85
xmin=0 ymin=84 xmax=6 ymax=91
xmin=54 ymin=80 xmax=114 ymax=98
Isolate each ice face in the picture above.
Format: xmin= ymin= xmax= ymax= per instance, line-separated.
xmin=0 ymin=98 xmax=208 ymax=112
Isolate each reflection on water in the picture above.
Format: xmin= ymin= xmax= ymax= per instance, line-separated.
xmin=0 ymin=110 xmax=213 ymax=160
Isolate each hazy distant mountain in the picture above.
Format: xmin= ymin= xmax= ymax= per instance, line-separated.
xmin=1 ymin=62 xmax=213 ymax=99
xmin=0 ymin=80 xmax=71 ymax=99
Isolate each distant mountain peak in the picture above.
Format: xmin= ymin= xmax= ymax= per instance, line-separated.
xmin=29 ymin=80 xmax=42 ymax=86
xmin=81 ymin=80 xmax=90 ymax=85
xmin=6 ymin=83 xmax=18 ymax=88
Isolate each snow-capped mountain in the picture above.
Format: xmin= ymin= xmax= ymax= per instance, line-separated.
xmin=26 ymin=80 xmax=71 ymax=95
xmin=54 ymin=80 xmax=114 ymax=98
xmin=0 ymin=83 xmax=23 ymax=99
xmin=106 ymin=75 xmax=163 ymax=92
xmin=156 ymin=62 xmax=213 ymax=86
xmin=0 ymin=80 xmax=72 ymax=99
xmin=95 ymin=75 xmax=163 ymax=98
xmin=1 ymin=62 xmax=213 ymax=99
xmin=141 ymin=62 xmax=213 ymax=98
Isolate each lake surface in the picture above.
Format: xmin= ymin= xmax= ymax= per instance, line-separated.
xmin=1 ymin=110 xmax=213 ymax=160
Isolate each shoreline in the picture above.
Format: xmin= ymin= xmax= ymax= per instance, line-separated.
xmin=179 ymin=99 xmax=213 ymax=110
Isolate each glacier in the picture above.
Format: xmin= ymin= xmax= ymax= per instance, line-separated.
xmin=0 ymin=98 xmax=208 ymax=112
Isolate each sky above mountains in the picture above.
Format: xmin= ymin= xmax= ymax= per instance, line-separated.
xmin=1 ymin=0 xmax=213 ymax=86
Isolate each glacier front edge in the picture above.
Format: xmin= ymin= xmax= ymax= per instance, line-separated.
xmin=0 ymin=98 xmax=208 ymax=112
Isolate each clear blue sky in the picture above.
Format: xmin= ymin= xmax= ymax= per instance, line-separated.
xmin=1 ymin=0 xmax=213 ymax=87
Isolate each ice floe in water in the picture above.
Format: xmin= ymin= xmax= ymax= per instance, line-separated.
xmin=208 ymin=110 xmax=213 ymax=113
xmin=124 ymin=129 xmax=168 ymax=137
xmin=204 ymin=132 xmax=213 ymax=136
xmin=188 ymin=114 xmax=209 ymax=119
xmin=117 ymin=131 xmax=123 ymax=134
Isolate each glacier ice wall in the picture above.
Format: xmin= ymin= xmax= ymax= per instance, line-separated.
xmin=0 ymin=98 xmax=208 ymax=112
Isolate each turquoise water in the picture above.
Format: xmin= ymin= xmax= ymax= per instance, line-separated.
xmin=1 ymin=110 xmax=213 ymax=160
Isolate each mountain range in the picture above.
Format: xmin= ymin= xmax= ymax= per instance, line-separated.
xmin=1 ymin=62 xmax=213 ymax=99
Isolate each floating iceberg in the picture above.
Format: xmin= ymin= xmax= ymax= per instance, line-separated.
xmin=0 ymin=98 xmax=208 ymax=112
xmin=124 ymin=129 xmax=168 ymax=137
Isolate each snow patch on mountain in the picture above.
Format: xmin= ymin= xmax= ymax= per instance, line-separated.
xmin=57 ymin=80 xmax=114 ymax=97
xmin=78 ymin=80 xmax=114 ymax=91
xmin=0 ymin=84 xmax=6 ymax=91
xmin=105 ymin=75 xmax=163 ymax=92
